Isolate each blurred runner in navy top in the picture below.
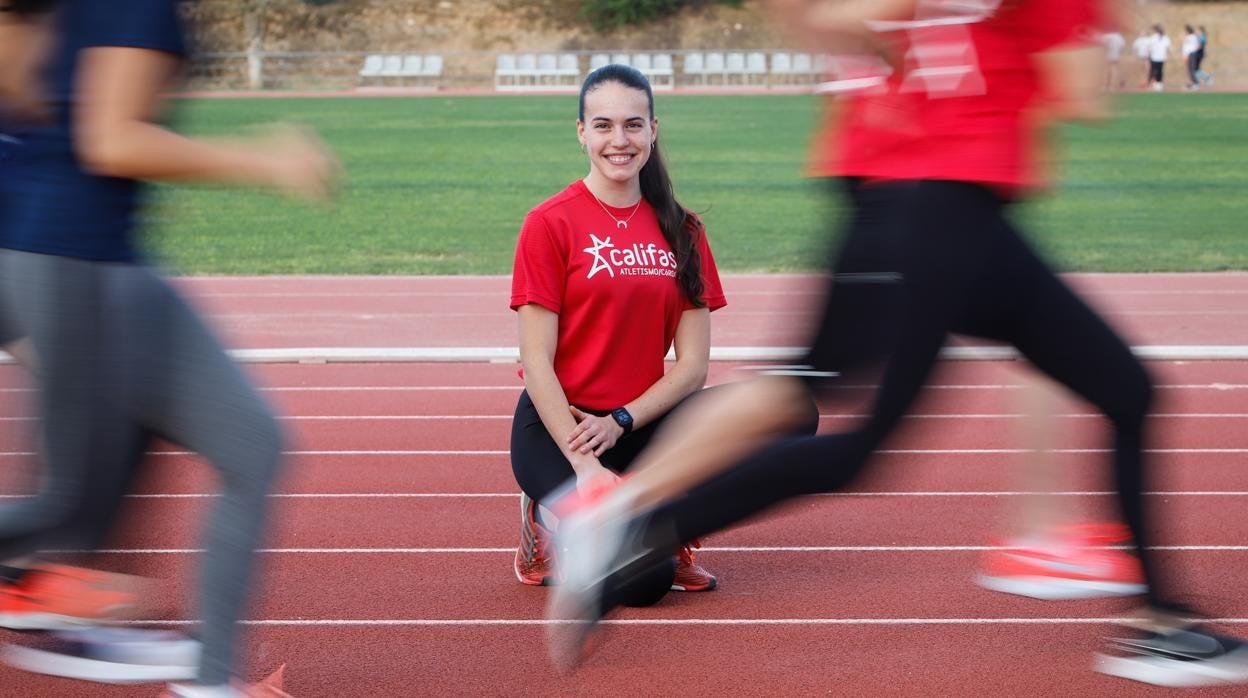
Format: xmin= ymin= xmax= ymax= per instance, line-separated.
xmin=0 ymin=0 xmax=336 ymax=694
xmin=0 ymin=0 xmax=149 ymax=630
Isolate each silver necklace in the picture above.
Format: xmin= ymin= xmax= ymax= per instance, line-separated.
xmin=588 ymin=188 xmax=643 ymax=230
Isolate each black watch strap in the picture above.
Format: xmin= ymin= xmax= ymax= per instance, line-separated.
xmin=611 ymin=407 xmax=634 ymax=434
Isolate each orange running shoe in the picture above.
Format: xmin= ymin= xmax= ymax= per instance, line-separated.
xmin=514 ymin=492 xmax=557 ymax=586
xmin=0 ymin=563 xmax=143 ymax=630
xmin=977 ymin=522 xmax=1146 ymax=600
xmin=671 ymin=538 xmax=717 ymax=592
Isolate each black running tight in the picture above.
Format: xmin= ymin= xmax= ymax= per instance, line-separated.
xmin=649 ymin=179 xmax=1170 ymax=607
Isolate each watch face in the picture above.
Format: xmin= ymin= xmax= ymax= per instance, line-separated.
xmin=612 ymin=408 xmax=633 ymax=429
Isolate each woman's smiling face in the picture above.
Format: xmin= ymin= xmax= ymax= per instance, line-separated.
xmin=577 ymin=80 xmax=658 ymax=191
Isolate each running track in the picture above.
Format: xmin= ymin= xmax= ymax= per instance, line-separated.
xmin=2 ymin=273 xmax=1248 ymax=696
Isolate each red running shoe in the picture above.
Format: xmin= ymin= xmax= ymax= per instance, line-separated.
xmin=977 ymin=522 xmax=1146 ymax=600
xmin=671 ymin=539 xmax=717 ymax=592
xmin=514 ymin=492 xmax=557 ymax=586
xmin=161 ymin=664 xmax=293 ymax=697
xmin=0 ymin=563 xmax=144 ymax=630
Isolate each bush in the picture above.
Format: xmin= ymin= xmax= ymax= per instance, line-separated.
xmin=582 ymin=0 xmax=742 ymax=32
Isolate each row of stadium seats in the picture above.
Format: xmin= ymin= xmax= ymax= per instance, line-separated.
xmin=495 ymin=54 xmax=586 ymax=90
xmin=494 ymin=54 xmax=676 ymax=90
xmin=358 ymin=54 xmax=444 ymax=85
xmin=493 ymin=52 xmax=830 ymax=90
xmin=354 ymin=52 xmax=830 ymax=90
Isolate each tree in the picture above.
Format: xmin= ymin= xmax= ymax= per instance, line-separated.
xmin=240 ymin=0 xmax=340 ymax=89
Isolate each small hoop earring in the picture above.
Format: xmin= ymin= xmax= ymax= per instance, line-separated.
xmin=651 ymin=141 xmax=657 ymax=150
xmin=580 ymin=143 xmax=587 ymax=153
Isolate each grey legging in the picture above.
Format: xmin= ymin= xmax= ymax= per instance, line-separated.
xmin=0 ymin=250 xmax=283 ymax=685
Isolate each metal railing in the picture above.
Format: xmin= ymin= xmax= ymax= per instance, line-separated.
xmin=184 ymin=48 xmax=1248 ymax=92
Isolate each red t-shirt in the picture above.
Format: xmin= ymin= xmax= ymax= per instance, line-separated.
xmin=510 ymin=180 xmax=727 ymax=410
xmin=816 ymin=0 xmax=1104 ymax=196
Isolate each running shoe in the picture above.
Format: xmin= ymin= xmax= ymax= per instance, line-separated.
xmin=162 ymin=664 xmax=292 ymax=697
xmin=543 ymin=477 xmax=642 ymax=672
xmin=671 ymin=539 xmax=717 ymax=592
xmin=0 ymin=563 xmax=144 ymax=630
xmin=514 ymin=492 xmax=556 ymax=586
xmin=1094 ymin=625 xmax=1248 ymax=687
xmin=976 ymin=522 xmax=1146 ymax=600
xmin=3 ymin=627 xmax=200 ymax=683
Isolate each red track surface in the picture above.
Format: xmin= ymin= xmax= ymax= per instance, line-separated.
xmin=2 ymin=275 xmax=1248 ymax=696
xmin=168 ymin=273 xmax=1248 ymax=348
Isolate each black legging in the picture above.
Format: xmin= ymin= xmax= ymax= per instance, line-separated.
xmin=644 ymin=179 xmax=1171 ymax=608
xmin=512 ymin=386 xmax=819 ymax=505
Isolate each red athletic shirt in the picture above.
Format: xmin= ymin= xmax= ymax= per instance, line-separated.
xmin=510 ymin=180 xmax=727 ymax=410
xmin=814 ymin=0 xmax=1104 ymax=196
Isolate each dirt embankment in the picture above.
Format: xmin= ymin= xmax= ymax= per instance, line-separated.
xmin=188 ymin=0 xmax=784 ymax=54
xmin=186 ymin=0 xmax=1246 ymax=87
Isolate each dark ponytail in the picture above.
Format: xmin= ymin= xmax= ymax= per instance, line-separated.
xmin=578 ymin=65 xmax=705 ymax=308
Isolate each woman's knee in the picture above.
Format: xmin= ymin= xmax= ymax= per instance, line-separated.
xmin=510 ymin=420 xmax=573 ymax=502
xmin=218 ymin=403 xmax=285 ymax=496
xmin=1107 ymin=361 xmax=1154 ymax=429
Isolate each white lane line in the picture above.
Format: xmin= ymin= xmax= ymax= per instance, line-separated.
xmin=0 ymin=450 xmax=509 ymax=457
xmin=7 ymin=345 xmax=1248 ymax=365
xmin=0 ymin=386 xmax=525 ymax=393
xmin=880 ymin=448 xmax=1248 ymax=455
xmin=3 ymin=382 xmax=1248 ymax=394
xmin=6 ymin=448 xmax=1248 ymax=457
xmin=201 ymin=308 xmax=1248 ymax=318
xmin=3 ymin=491 xmax=1245 ymax=501
xmin=8 ymin=412 xmax=1248 ymax=423
xmin=75 ymin=545 xmax=1248 ymax=554
xmin=181 ymin=288 xmax=1248 ymax=299
xmin=110 ymin=617 xmax=1248 ymax=627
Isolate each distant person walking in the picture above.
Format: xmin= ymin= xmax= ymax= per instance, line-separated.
xmin=1182 ymin=25 xmax=1201 ymax=89
xmin=1102 ymin=30 xmax=1126 ymax=91
xmin=1147 ymin=24 xmax=1171 ymax=91
xmin=1194 ymin=25 xmax=1213 ymax=86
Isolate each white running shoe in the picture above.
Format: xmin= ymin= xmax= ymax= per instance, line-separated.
xmin=3 ymin=627 xmax=199 ymax=683
xmin=542 ymin=478 xmax=639 ymax=672
xmin=1095 ymin=626 xmax=1248 ymax=687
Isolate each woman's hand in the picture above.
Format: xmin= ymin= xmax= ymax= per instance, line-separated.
xmin=567 ymin=406 xmax=625 ymax=456
xmin=570 ymin=454 xmax=620 ymax=496
xmin=254 ymin=125 xmax=340 ymax=202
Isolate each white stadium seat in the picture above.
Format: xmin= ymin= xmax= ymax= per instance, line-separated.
xmin=557 ymin=53 xmax=580 ymax=82
xmin=495 ymin=53 xmax=518 ymax=89
xmin=705 ymin=52 xmax=725 ymax=84
xmin=745 ymin=52 xmax=768 ymax=84
xmin=420 ymin=54 xmax=443 ymax=78
xmin=537 ymin=53 xmax=558 ymax=83
xmin=359 ymin=54 xmax=384 ymax=79
xmin=684 ymin=52 xmax=706 ymax=85
xmin=792 ymin=53 xmax=813 ymax=74
xmin=380 ymin=55 xmax=403 ymax=78
xmin=400 ymin=55 xmax=422 ymax=77
xmin=648 ymin=53 xmax=675 ymax=89
xmin=771 ymin=52 xmax=792 ymax=75
xmin=724 ymin=52 xmax=746 ymax=83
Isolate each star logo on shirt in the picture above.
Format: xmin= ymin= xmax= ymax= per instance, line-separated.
xmin=583 ymin=234 xmax=616 ymax=279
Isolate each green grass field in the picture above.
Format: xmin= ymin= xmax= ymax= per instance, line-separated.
xmin=152 ymin=92 xmax=1248 ymax=274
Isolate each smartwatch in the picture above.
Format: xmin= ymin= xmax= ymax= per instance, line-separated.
xmin=610 ymin=407 xmax=634 ymax=434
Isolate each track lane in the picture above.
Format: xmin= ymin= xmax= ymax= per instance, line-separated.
xmin=45 ymin=496 xmax=1248 ymax=551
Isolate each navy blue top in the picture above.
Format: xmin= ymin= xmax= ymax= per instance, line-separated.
xmin=0 ymin=0 xmax=187 ymax=262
